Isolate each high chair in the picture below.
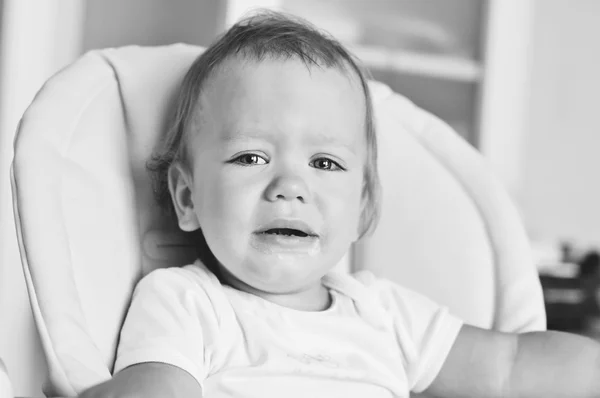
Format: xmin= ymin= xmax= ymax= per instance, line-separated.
xmin=11 ymin=44 xmax=546 ymax=397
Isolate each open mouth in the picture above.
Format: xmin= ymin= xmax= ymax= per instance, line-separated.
xmin=260 ymin=228 xmax=312 ymax=238
xmin=252 ymin=222 xmax=319 ymax=252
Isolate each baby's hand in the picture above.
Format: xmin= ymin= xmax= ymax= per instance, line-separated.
xmin=78 ymin=362 xmax=201 ymax=398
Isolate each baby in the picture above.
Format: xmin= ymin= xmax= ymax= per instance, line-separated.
xmin=81 ymin=11 xmax=600 ymax=398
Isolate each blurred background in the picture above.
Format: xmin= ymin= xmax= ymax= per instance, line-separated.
xmin=0 ymin=0 xmax=598 ymax=396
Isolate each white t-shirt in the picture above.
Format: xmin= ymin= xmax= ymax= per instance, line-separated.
xmin=114 ymin=260 xmax=463 ymax=398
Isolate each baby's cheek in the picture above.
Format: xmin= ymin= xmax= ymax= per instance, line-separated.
xmin=335 ymin=175 xmax=362 ymax=206
xmin=324 ymin=179 xmax=362 ymax=225
xmin=199 ymin=183 xmax=250 ymax=244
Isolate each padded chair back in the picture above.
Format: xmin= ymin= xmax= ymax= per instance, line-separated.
xmin=11 ymin=44 xmax=545 ymax=397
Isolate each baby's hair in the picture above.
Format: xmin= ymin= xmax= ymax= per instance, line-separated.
xmin=148 ymin=9 xmax=381 ymax=239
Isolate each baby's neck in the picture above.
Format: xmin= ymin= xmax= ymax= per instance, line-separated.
xmin=255 ymin=283 xmax=332 ymax=312
xmin=213 ymin=264 xmax=333 ymax=312
xmin=224 ymin=274 xmax=332 ymax=312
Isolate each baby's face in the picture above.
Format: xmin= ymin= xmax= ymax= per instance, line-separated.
xmin=174 ymin=57 xmax=366 ymax=294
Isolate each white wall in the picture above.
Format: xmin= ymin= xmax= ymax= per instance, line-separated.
xmin=518 ymin=0 xmax=600 ymax=249
xmin=477 ymin=0 xmax=534 ymax=198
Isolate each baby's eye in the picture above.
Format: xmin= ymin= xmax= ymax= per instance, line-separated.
xmin=310 ymin=157 xmax=344 ymax=171
xmin=231 ymin=153 xmax=268 ymax=166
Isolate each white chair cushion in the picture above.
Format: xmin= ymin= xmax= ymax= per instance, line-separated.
xmin=364 ymin=83 xmax=544 ymax=332
xmin=11 ymin=44 xmax=545 ymax=396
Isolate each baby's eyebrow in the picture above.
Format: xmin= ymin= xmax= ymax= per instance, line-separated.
xmin=219 ymin=130 xmax=273 ymax=143
xmin=304 ymin=133 xmax=358 ymax=154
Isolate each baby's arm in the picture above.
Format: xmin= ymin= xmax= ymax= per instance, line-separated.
xmin=78 ymin=362 xmax=201 ymax=398
xmin=425 ymin=325 xmax=600 ymax=398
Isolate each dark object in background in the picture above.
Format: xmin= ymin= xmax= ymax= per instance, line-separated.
xmin=541 ymin=247 xmax=600 ymax=333
xmin=579 ymin=251 xmax=600 ymax=278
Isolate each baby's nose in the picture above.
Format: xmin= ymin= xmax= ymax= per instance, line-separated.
xmin=265 ymin=173 xmax=310 ymax=203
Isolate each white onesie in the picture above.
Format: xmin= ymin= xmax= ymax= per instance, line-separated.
xmin=114 ymin=260 xmax=462 ymax=397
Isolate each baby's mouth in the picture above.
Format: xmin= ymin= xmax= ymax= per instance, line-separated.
xmin=252 ymin=224 xmax=319 ymax=253
xmin=260 ymin=228 xmax=315 ymax=238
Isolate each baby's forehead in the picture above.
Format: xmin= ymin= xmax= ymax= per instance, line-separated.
xmin=204 ymin=55 xmax=364 ymax=100
xmin=211 ymin=59 xmax=361 ymax=111
xmin=189 ymin=56 xmax=367 ymax=151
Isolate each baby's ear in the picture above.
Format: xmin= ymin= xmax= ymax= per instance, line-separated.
xmin=167 ymin=163 xmax=201 ymax=231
